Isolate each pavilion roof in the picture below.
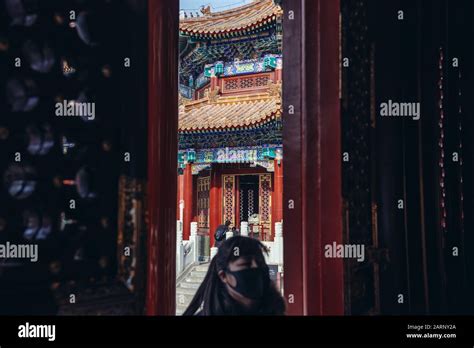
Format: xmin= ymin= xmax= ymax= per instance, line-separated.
xmin=179 ymin=90 xmax=281 ymax=132
xmin=180 ymin=0 xmax=282 ymax=38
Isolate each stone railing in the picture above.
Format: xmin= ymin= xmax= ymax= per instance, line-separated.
xmin=178 ymin=220 xmax=284 ymax=277
xmin=176 ymin=221 xmax=203 ymax=277
xmin=209 ymin=221 xmax=283 ymax=267
xmin=261 ymin=222 xmax=283 ymax=271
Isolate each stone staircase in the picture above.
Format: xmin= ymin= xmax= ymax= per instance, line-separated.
xmin=176 ymin=262 xmax=209 ymax=315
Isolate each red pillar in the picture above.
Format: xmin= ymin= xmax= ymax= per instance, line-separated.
xmin=283 ymin=0 xmax=343 ymax=315
xmin=182 ymin=163 xmax=193 ymax=240
xmin=317 ymin=0 xmax=344 ymax=315
xmin=272 ymin=159 xmax=283 ymax=239
xmin=275 ymin=68 xmax=283 ymax=82
xmin=209 ymin=165 xmax=221 ymax=247
xmin=210 ymin=76 xmax=218 ymax=91
xmin=146 ymin=0 xmax=178 ymax=316
xmin=177 ymin=173 xmax=184 ymax=220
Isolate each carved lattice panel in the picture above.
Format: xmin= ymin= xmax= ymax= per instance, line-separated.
xmin=221 ymin=73 xmax=273 ymax=94
xmin=256 ymin=76 xmax=270 ymax=86
xmin=240 ymin=77 xmax=254 ymax=88
xmin=197 ymin=177 xmax=210 ymax=229
xmin=117 ymin=176 xmax=147 ymax=295
xmin=222 ymin=175 xmax=235 ymax=226
xmin=224 ymin=79 xmax=238 ymax=90
xmin=259 ymin=174 xmax=272 ymax=240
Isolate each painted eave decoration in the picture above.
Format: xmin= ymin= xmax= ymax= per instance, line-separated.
xmin=179 ymin=92 xmax=282 ymax=133
xmin=179 ymin=0 xmax=283 ymax=39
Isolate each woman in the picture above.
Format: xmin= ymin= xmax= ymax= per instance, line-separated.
xmin=213 ymin=220 xmax=231 ymax=249
xmin=183 ymin=236 xmax=286 ymax=315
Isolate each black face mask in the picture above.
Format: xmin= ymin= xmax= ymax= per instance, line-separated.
xmin=225 ymin=268 xmax=266 ymax=300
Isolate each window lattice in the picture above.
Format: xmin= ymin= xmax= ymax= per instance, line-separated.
xmin=222 ymin=74 xmax=272 ymax=93
xmin=224 ymin=79 xmax=239 ymax=90
xmin=255 ymin=76 xmax=269 ymax=86
xmin=239 ymin=77 xmax=254 ymax=89
xmin=197 ymin=177 xmax=210 ymax=229
xmin=222 ymin=175 xmax=235 ymax=226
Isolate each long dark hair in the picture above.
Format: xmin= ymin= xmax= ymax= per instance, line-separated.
xmin=183 ymin=236 xmax=286 ymax=315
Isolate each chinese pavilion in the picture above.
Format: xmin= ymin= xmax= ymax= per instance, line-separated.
xmin=177 ymin=0 xmax=283 ymax=247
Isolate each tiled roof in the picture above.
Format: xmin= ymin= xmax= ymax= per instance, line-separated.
xmin=180 ymin=0 xmax=282 ymax=37
xmin=179 ymin=93 xmax=281 ymax=132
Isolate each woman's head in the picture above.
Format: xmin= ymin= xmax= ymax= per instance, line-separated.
xmin=183 ymin=236 xmax=286 ymax=316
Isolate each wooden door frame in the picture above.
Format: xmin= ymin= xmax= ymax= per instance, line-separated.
xmin=283 ymin=0 xmax=343 ymax=315
xmin=146 ymin=0 xmax=343 ymax=315
xmin=146 ymin=0 xmax=179 ymax=315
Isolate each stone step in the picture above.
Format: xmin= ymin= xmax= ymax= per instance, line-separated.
xmin=184 ymin=276 xmax=205 ymax=284
xmin=176 ymin=298 xmax=192 ymax=307
xmin=176 ymin=303 xmax=190 ymax=316
xmin=176 ymin=293 xmax=192 ymax=302
xmin=176 ymin=292 xmax=194 ymax=305
xmin=179 ymin=281 xmax=200 ymax=289
xmin=190 ymin=271 xmax=207 ymax=278
xmin=194 ymin=264 xmax=210 ymax=272
xmin=175 ymin=296 xmax=192 ymax=316
xmin=177 ymin=303 xmax=189 ymax=311
xmin=175 ymin=263 xmax=210 ymax=315
xmin=176 ymin=287 xmax=196 ymax=295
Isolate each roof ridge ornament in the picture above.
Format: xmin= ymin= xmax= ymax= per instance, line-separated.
xmin=267 ymin=80 xmax=282 ymax=97
xmin=200 ymin=5 xmax=211 ymax=16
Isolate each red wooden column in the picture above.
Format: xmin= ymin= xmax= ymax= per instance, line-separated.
xmin=177 ymin=173 xmax=184 ymax=220
xmin=210 ymin=75 xmax=218 ymax=91
xmin=146 ymin=0 xmax=179 ymax=316
xmin=283 ymin=0 xmax=343 ymax=315
xmin=272 ymin=159 xmax=283 ymax=238
xmin=182 ymin=163 xmax=193 ymax=240
xmin=209 ymin=165 xmax=222 ymax=247
xmin=311 ymin=0 xmax=343 ymax=315
xmin=275 ymin=67 xmax=283 ymax=82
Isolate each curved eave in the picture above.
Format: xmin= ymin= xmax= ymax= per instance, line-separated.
xmin=178 ymin=111 xmax=282 ymax=134
xmin=179 ymin=14 xmax=280 ymax=39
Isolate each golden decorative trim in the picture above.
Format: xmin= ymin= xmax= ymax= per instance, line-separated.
xmin=117 ymin=176 xmax=147 ymax=293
